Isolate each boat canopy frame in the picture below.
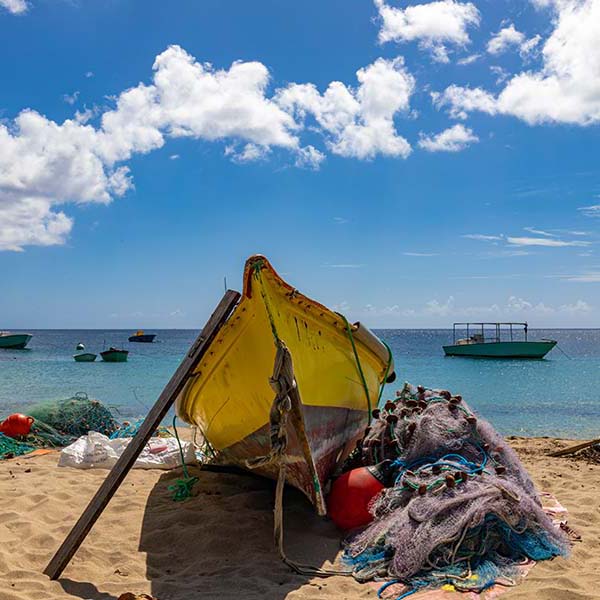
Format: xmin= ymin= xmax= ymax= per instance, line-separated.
xmin=451 ymin=322 xmax=529 ymax=344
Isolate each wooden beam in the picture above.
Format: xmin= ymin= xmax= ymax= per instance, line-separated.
xmin=44 ymin=289 xmax=241 ymax=580
xmin=548 ymin=438 xmax=600 ymax=458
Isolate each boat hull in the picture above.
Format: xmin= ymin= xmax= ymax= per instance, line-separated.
xmin=443 ymin=340 xmax=556 ymax=359
xmin=176 ymin=255 xmax=393 ymax=514
xmin=100 ymin=350 xmax=129 ymax=362
xmin=73 ymin=353 xmax=97 ymax=362
xmin=0 ymin=334 xmax=32 ymax=349
xmin=128 ymin=334 xmax=156 ymax=343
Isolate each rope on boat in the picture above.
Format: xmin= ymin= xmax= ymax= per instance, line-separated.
xmin=378 ymin=340 xmax=394 ymax=406
xmin=247 ymin=340 xmax=351 ymax=578
xmin=554 ymin=345 xmax=572 ymax=360
xmin=340 ymin=314 xmax=372 ymax=420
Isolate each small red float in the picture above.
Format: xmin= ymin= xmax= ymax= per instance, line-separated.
xmin=0 ymin=413 xmax=34 ymax=438
xmin=328 ymin=464 xmax=386 ymax=530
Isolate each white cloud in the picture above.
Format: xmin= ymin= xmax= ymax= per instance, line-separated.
xmin=560 ymin=299 xmax=592 ymax=312
xmin=490 ymin=66 xmax=510 ymax=85
xmin=486 ymin=24 xmax=541 ymax=58
xmin=487 ymin=24 xmax=526 ymax=55
xmin=403 ymin=252 xmax=440 ymax=256
xmin=277 ymin=57 xmax=414 ymax=159
xmin=0 ymin=0 xmax=27 ymax=14
xmin=578 ymin=204 xmax=600 ymax=217
xmin=520 ymin=34 xmax=542 ymax=57
xmin=169 ymin=154 xmax=179 ymax=160
xmin=432 ymin=86 xmax=497 ymax=120
xmin=462 ymin=233 xmax=503 ymax=241
xmin=63 ymin=91 xmax=80 ymax=106
xmin=294 ymin=144 xmax=326 ymax=168
xmin=224 ymin=142 xmax=271 ymax=163
xmin=85 ymin=71 xmax=94 ymax=78
xmin=435 ymin=0 xmax=600 ymax=125
xmin=507 ymin=236 xmax=591 ymax=247
xmin=418 ymin=123 xmax=478 ymax=152
xmin=4 ymin=45 xmax=398 ymax=251
xmin=374 ymin=0 xmax=480 ymax=63
xmin=425 ymin=296 xmax=455 ymax=316
xmin=523 ymin=226 xmax=555 ymax=236
xmin=563 ymin=272 xmax=600 ymax=282
xmin=457 ymin=53 xmax=480 ymax=65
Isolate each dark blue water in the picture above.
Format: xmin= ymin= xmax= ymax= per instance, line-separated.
xmin=1 ymin=329 xmax=598 ymax=438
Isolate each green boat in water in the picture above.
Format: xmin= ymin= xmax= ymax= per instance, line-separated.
xmin=443 ymin=322 xmax=556 ymax=359
xmin=0 ymin=332 xmax=32 ymax=349
xmin=73 ymin=353 xmax=97 ymax=362
xmin=100 ymin=348 xmax=129 ymax=362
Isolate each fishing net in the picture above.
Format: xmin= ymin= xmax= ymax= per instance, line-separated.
xmin=110 ymin=418 xmax=172 ymax=439
xmin=25 ymin=392 xmax=118 ymax=445
xmin=342 ymin=382 xmax=569 ymax=594
xmin=0 ymin=432 xmax=35 ymax=460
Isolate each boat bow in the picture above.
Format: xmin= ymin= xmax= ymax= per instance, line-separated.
xmin=176 ymin=255 xmax=394 ymax=513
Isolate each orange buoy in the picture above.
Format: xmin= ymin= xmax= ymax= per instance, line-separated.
xmin=0 ymin=414 xmax=34 ymax=438
xmin=328 ymin=464 xmax=387 ymax=530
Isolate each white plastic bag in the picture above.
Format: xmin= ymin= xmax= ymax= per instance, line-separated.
xmin=58 ymin=431 xmax=196 ymax=470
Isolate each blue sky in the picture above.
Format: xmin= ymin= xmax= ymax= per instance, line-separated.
xmin=1 ymin=0 xmax=599 ymax=328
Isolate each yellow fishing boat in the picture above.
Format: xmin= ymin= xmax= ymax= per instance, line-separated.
xmin=176 ymin=255 xmax=395 ymax=514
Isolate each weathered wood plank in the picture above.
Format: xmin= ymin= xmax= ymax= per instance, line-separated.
xmin=548 ymin=438 xmax=600 ymax=458
xmin=44 ymin=289 xmax=241 ymax=580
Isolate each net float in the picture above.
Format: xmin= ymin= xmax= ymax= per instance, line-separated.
xmin=0 ymin=414 xmax=34 ymax=438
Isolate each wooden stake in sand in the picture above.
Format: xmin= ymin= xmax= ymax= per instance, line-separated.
xmin=548 ymin=438 xmax=600 ymax=458
xmin=44 ymin=290 xmax=241 ymax=580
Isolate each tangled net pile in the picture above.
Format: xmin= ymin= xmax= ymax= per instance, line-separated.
xmin=342 ymin=383 xmax=569 ymax=595
xmin=0 ymin=432 xmax=35 ymax=460
xmin=25 ymin=392 xmax=118 ymax=447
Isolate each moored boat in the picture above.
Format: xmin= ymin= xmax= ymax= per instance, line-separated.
xmin=0 ymin=332 xmax=33 ymax=349
xmin=73 ymin=353 xmax=97 ymax=362
xmin=128 ymin=330 xmax=156 ymax=343
xmin=443 ymin=322 xmax=556 ymax=359
xmin=176 ymin=255 xmax=395 ymax=514
xmin=100 ymin=348 xmax=129 ymax=362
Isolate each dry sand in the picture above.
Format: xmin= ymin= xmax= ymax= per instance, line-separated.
xmin=0 ymin=437 xmax=599 ymax=600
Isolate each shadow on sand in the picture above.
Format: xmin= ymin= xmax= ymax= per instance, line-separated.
xmin=136 ymin=463 xmax=343 ymax=599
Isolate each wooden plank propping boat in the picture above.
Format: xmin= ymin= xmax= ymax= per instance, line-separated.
xmin=176 ymin=255 xmax=395 ymax=514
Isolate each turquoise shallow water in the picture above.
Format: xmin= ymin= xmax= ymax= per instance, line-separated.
xmin=1 ymin=329 xmax=599 ymax=438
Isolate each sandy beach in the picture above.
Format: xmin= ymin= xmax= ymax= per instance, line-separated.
xmin=0 ymin=436 xmax=597 ymax=600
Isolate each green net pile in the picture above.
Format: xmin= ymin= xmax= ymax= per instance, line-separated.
xmin=0 ymin=433 xmax=35 ymax=460
xmin=25 ymin=392 xmax=118 ymax=447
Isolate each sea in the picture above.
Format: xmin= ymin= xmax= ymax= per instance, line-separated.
xmin=1 ymin=329 xmax=599 ymax=439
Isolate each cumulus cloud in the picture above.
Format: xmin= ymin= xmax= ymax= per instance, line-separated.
xmin=0 ymin=0 xmax=27 ymax=14
xmin=3 ymin=46 xmax=404 ymax=250
xmin=486 ymin=24 xmax=541 ymax=58
xmin=374 ymin=0 xmax=480 ymax=63
xmin=276 ymin=57 xmax=415 ymax=159
xmin=418 ymin=123 xmax=478 ymax=152
xmin=432 ymin=86 xmax=497 ymax=120
xmin=0 ymin=46 xmax=300 ymax=250
xmin=487 ymin=24 xmax=526 ymax=55
xmin=435 ymin=0 xmax=600 ymax=125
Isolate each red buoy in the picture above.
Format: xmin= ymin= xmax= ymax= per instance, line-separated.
xmin=327 ymin=465 xmax=385 ymax=530
xmin=0 ymin=413 xmax=34 ymax=438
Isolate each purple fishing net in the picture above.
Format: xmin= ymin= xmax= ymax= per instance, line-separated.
xmin=342 ymin=383 xmax=569 ymax=588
